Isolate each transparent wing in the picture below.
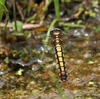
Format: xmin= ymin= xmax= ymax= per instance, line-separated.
xmin=9 ymin=39 xmax=54 ymax=71
xmin=63 ymin=29 xmax=100 ymax=53
xmin=9 ymin=29 xmax=100 ymax=73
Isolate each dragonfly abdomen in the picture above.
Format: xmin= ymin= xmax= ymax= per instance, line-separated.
xmin=50 ymin=28 xmax=67 ymax=82
xmin=54 ymin=44 xmax=67 ymax=81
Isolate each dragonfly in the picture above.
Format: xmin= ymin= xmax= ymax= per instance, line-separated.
xmin=9 ymin=28 xmax=100 ymax=82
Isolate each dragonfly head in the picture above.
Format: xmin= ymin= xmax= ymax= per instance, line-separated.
xmin=50 ymin=28 xmax=62 ymax=37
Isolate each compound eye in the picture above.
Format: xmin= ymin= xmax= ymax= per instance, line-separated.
xmin=51 ymin=28 xmax=61 ymax=31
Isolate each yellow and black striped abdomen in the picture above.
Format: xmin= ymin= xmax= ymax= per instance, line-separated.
xmin=50 ymin=28 xmax=67 ymax=82
xmin=55 ymin=43 xmax=67 ymax=81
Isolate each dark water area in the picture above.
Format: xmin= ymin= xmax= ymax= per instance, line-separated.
xmin=0 ymin=27 xmax=100 ymax=99
xmin=0 ymin=0 xmax=100 ymax=98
